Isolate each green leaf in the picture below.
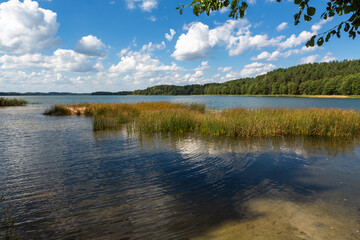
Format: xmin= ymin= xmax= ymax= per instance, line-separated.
xmin=299 ymin=2 xmax=305 ymax=9
xmin=325 ymin=32 xmax=331 ymax=42
xmin=344 ymin=23 xmax=350 ymax=32
xmin=317 ymin=37 xmax=324 ymax=46
xmin=193 ymin=4 xmax=200 ymax=16
xmin=307 ymin=7 xmax=316 ymax=16
xmin=344 ymin=6 xmax=352 ymax=14
xmin=294 ymin=0 xmax=301 ymax=4
xmin=304 ymin=15 xmax=312 ymax=22
xmin=306 ymin=35 xmax=316 ymax=47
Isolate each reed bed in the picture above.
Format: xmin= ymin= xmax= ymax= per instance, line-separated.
xmin=0 ymin=97 xmax=27 ymax=106
xmin=44 ymin=102 xmax=360 ymax=137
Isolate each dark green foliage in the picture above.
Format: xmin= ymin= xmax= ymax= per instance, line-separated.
xmin=0 ymin=97 xmax=27 ymax=106
xmin=133 ymin=59 xmax=360 ymax=96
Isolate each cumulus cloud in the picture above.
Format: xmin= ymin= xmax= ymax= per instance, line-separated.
xmin=300 ymin=54 xmax=319 ymax=64
xmin=322 ymin=52 xmax=336 ymax=62
xmin=141 ymin=41 xmax=165 ymax=52
xmin=75 ymin=35 xmax=106 ymax=57
xmin=0 ymin=0 xmax=60 ymax=54
xmin=251 ymin=46 xmax=318 ymax=61
xmin=165 ymin=29 xmax=176 ymax=41
xmin=0 ymin=49 xmax=98 ymax=72
xmin=278 ymin=18 xmax=332 ymax=50
xmin=109 ymin=50 xmax=181 ymax=75
xmin=126 ymin=0 xmax=157 ymax=12
xmin=278 ymin=31 xmax=313 ymax=49
xmin=172 ymin=22 xmax=212 ymax=61
xmin=277 ymin=22 xmax=288 ymax=31
xmin=106 ymin=47 xmax=223 ymax=88
xmin=218 ymin=66 xmax=232 ymax=72
xmin=240 ymin=62 xmax=276 ymax=77
xmin=172 ymin=19 xmax=283 ymax=61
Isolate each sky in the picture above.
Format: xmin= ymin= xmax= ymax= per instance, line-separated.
xmin=0 ymin=0 xmax=359 ymax=93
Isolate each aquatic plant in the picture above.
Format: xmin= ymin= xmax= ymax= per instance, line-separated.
xmin=0 ymin=97 xmax=27 ymax=107
xmin=44 ymin=105 xmax=72 ymax=116
xmin=44 ymin=102 xmax=360 ymax=137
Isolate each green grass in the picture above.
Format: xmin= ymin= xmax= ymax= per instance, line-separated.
xmin=44 ymin=102 xmax=360 ymax=137
xmin=0 ymin=97 xmax=28 ymax=106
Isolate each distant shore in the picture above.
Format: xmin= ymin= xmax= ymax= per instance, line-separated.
xmin=3 ymin=93 xmax=360 ymax=99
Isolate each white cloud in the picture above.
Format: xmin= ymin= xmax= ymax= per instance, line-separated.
xmin=109 ymin=50 xmax=181 ymax=75
xmin=311 ymin=18 xmax=333 ymax=32
xmin=240 ymin=62 xmax=276 ymax=77
xmin=148 ymin=16 xmax=156 ymax=22
xmin=278 ymin=18 xmax=332 ymax=50
xmin=251 ymin=50 xmax=281 ymax=61
xmin=172 ymin=19 xmax=283 ymax=61
xmin=141 ymin=41 xmax=165 ymax=52
xmin=172 ymin=22 xmax=212 ymax=61
xmin=0 ymin=0 xmax=59 ymax=54
xmin=251 ymin=46 xmax=319 ymax=61
xmin=126 ymin=0 xmax=157 ymax=12
xmin=277 ymin=22 xmax=288 ymax=31
xmin=75 ymin=35 xmax=106 ymax=57
xmin=300 ymin=54 xmax=319 ymax=64
xmin=165 ymin=29 xmax=176 ymax=41
xmin=0 ymin=49 xmax=98 ymax=72
xmin=278 ymin=31 xmax=313 ymax=49
xmin=218 ymin=66 xmax=232 ymax=72
xmin=321 ymin=52 xmax=336 ymax=62
xmin=219 ymin=7 xmax=229 ymax=14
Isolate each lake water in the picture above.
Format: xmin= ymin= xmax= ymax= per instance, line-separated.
xmin=1 ymin=96 xmax=360 ymax=239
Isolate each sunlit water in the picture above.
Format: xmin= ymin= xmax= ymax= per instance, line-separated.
xmin=1 ymin=96 xmax=360 ymax=239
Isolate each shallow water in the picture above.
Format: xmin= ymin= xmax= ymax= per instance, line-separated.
xmin=1 ymin=97 xmax=360 ymax=239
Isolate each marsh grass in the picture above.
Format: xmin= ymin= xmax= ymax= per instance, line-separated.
xmin=45 ymin=102 xmax=360 ymax=137
xmin=44 ymin=105 xmax=72 ymax=116
xmin=0 ymin=97 xmax=27 ymax=107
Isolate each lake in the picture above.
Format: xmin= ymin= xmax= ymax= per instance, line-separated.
xmin=1 ymin=95 xmax=360 ymax=239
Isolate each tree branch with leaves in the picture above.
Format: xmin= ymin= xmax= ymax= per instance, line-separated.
xmin=177 ymin=0 xmax=360 ymax=47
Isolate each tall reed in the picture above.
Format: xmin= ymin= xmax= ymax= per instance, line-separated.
xmin=44 ymin=102 xmax=360 ymax=137
xmin=0 ymin=97 xmax=27 ymax=106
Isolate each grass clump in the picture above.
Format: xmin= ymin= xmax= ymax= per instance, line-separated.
xmin=0 ymin=97 xmax=27 ymax=107
xmin=44 ymin=105 xmax=72 ymax=116
xmin=45 ymin=102 xmax=360 ymax=137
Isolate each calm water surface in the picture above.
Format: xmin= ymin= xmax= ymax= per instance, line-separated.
xmin=4 ymin=94 xmax=360 ymax=110
xmin=1 ymin=96 xmax=360 ymax=239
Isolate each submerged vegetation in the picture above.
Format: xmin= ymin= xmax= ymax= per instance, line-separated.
xmin=0 ymin=97 xmax=27 ymax=107
xmin=45 ymin=102 xmax=360 ymax=137
xmin=0 ymin=196 xmax=18 ymax=240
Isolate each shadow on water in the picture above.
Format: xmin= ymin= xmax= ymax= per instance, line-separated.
xmin=90 ymin=132 xmax=360 ymax=239
xmin=2 ymin=120 xmax=360 ymax=239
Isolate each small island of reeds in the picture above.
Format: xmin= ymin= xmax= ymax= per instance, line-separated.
xmin=0 ymin=97 xmax=28 ymax=107
xmin=44 ymin=102 xmax=360 ymax=137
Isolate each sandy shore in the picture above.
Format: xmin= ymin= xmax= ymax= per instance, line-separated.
xmin=192 ymin=198 xmax=360 ymax=240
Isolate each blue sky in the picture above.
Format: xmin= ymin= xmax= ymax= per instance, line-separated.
xmin=0 ymin=0 xmax=359 ymax=92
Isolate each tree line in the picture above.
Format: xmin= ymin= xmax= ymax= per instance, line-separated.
xmin=132 ymin=60 xmax=360 ymax=96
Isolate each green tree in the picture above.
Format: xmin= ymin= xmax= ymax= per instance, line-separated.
xmin=178 ymin=0 xmax=360 ymax=47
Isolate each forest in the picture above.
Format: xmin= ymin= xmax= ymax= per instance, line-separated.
xmin=132 ymin=59 xmax=360 ymax=96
